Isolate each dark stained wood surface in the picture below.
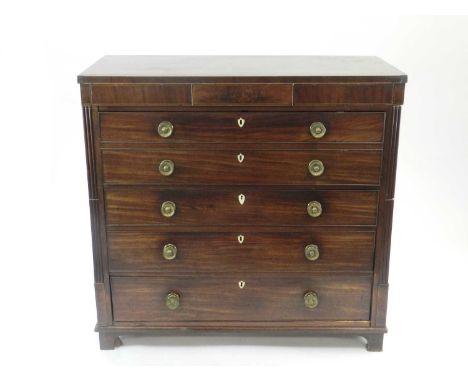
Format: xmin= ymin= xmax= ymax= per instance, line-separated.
xmin=294 ymin=84 xmax=394 ymax=105
xmin=100 ymin=111 xmax=385 ymax=143
xmin=102 ymin=149 xmax=382 ymax=186
xmin=92 ymin=84 xmax=191 ymax=106
xmin=78 ymin=55 xmax=406 ymax=351
xmin=371 ymin=105 xmax=402 ymax=333
xmin=89 ymin=83 xmax=405 ymax=106
xmin=192 ymin=84 xmax=292 ymax=106
xmin=108 ymin=231 xmax=375 ymax=273
xmin=78 ymin=56 xmax=407 ymax=84
xmin=111 ymin=274 xmax=372 ymax=322
xmin=105 ymin=189 xmax=378 ymax=226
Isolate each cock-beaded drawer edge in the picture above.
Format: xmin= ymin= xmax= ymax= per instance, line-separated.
xmin=78 ymin=56 xmax=406 ymax=352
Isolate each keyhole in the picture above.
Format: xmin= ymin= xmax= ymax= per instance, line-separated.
xmin=238 ymin=280 xmax=246 ymax=289
xmin=237 ymin=234 xmax=244 ymax=244
xmin=237 ymin=117 xmax=245 ymax=128
xmin=238 ymin=194 xmax=245 ymax=205
xmin=237 ymin=153 xmax=245 ymax=163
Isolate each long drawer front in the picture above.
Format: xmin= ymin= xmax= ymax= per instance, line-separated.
xmin=111 ymin=275 xmax=372 ymax=322
xmin=105 ymin=189 xmax=378 ymax=226
xmin=102 ymin=149 xmax=382 ymax=186
xmin=108 ymin=231 xmax=375 ymax=273
xmin=100 ymin=111 xmax=384 ymax=143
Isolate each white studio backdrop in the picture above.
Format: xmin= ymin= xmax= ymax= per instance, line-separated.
xmin=0 ymin=3 xmax=467 ymax=381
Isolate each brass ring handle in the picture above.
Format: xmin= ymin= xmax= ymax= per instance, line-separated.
xmin=159 ymin=159 xmax=175 ymax=176
xmin=305 ymin=244 xmax=320 ymax=261
xmin=156 ymin=121 xmax=174 ymax=138
xmin=166 ymin=291 xmax=180 ymax=310
xmin=161 ymin=201 xmax=176 ymax=218
xmin=307 ymin=201 xmax=322 ymax=217
xmin=162 ymin=243 xmax=177 ymax=260
xmin=304 ymin=291 xmax=319 ymax=309
xmin=310 ymin=122 xmax=326 ymax=138
xmin=308 ymin=159 xmax=325 ymax=177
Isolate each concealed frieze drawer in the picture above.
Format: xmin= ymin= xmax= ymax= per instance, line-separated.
xmin=92 ymin=84 xmax=192 ymax=105
xmin=192 ymin=84 xmax=292 ymax=106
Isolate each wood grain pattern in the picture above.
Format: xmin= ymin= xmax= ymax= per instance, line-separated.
xmin=385 ymin=106 xmax=401 ymax=199
xmin=370 ymin=105 xmax=402 ymax=331
xmin=91 ymin=107 xmax=115 ymax=326
xmin=111 ymin=274 xmax=372 ymax=322
xmin=94 ymin=283 xmax=109 ymax=324
xmin=393 ymin=84 xmax=405 ymax=105
xmin=108 ymin=231 xmax=375 ymax=273
xmin=100 ymin=111 xmax=385 ymax=143
xmin=372 ymin=284 xmax=389 ymax=330
xmin=101 ymin=321 xmax=375 ymax=329
xmin=80 ymin=84 xmax=91 ymax=104
xmin=105 ymin=189 xmax=378 ymax=226
xmin=294 ymin=84 xmax=394 ymax=105
xmin=102 ymin=149 xmax=382 ymax=186
xmin=193 ymin=84 xmax=292 ymax=106
xmin=92 ymin=84 xmax=191 ymax=105
xmin=82 ymin=106 xmax=103 ymax=283
xmin=83 ymin=106 xmax=98 ymax=200
xmin=376 ymin=200 xmax=394 ymax=285
xmin=77 ymin=55 xmax=406 ymax=351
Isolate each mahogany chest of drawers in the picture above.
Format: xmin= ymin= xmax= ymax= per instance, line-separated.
xmin=78 ymin=56 xmax=406 ymax=351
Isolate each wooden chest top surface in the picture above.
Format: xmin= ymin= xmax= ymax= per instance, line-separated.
xmin=78 ymin=55 xmax=407 ymax=84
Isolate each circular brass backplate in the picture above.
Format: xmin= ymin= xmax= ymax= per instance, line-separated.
xmin=162 ymin=243 xmax=177 ymax=260
xmin=159 ymin=159 xmax=175 ymax=176
xmin=305 ymin=244 xmax=320 ymax=261
xmin=161 ymin=201 xmax=176 ymax=218
xmin=310 ymin=122 xmax=326 ymax=138
xmin=157 ymin=121 xmax=174 ymax=138
xmin=308 ymin=159 xmax=325 ymax=177
xmin=307 ymin=201 xmax=322 ymax=218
